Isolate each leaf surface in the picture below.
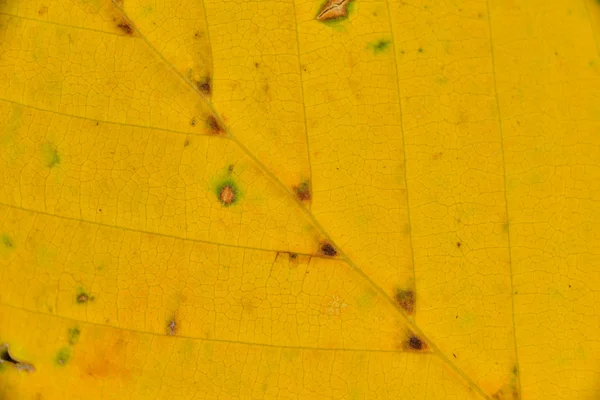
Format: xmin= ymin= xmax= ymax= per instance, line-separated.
xmin=0 ymin=0 xmax=599 ymax=399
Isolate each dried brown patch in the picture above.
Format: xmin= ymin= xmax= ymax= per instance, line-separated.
xmin=219 ymin=185 xmax=236 ymax=205
xmin=166 ymin=320 xmax=177 ymax=336
xmin=316 ymin=0 xmax=353 ymax=21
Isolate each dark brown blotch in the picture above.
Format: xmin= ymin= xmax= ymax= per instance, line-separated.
xmin=320 ymin=242 xmax=337 ymax=257
xmin=206 ymin=115 xmax=222 ymax=134
xmin=394 ymin=289 xmax=415 ymax=315
xmin=197 ymin=77 xmax=212 ymax=96
xmin=404 ymin=334 xmax=427 ymax=351
xmin=294 ymin=181 xmax=311 ymax=201
xmin=116 ymin=21 xmax=134 ymax=36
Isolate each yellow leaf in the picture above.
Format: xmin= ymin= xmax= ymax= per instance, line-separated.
xmin=1 ymin=0 xmax=599 ymax=399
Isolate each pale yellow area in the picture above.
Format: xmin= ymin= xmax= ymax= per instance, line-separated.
xmin=389 ymin=0 xmax=516 ymax=395
xmin=0 ymin=204 xmax=406 ymax=349
xmin=120 ymin=0 xmax=213 ymax=93
xmin=0 ymin=0 xmax=598 ymax=399
xmin=0 ymin=305 xmax=483 ymax=399
xmin=490 ymin=0 xmax=600 ymax=398
xmin=296 ymin=0 xmax=415 ymax=302
xmin=204 ymin=0 xmax=311 ymax=188
xmin=0 ymin=100 xmax=318 ymax=251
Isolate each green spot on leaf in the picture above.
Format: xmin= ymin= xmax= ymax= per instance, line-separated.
xmin=368 ymin=39 xmax=391 ymax=54
xmin=55 ymin=347 xmax=71 ymax=366
xmin=1 ymin=234 xmax=13 ymax=249
xmin=356 ymin=288 xmax=377 ymax=310
xmin=68 ymin=328 xmax=80 ymax=345
xmin=41 ymin=142 xmax=60 ymax=168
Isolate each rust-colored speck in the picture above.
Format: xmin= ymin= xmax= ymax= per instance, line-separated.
xmin=320 ymin=242 xmax=337 ymax=257
xmin=220 ymin=185 xmax=236 ymax=205
xmin=316 ymin=0 xmax=353 ymax=21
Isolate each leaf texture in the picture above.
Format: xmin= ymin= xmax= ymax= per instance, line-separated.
xmin=0 ymin=0 xmax=599 ymax=399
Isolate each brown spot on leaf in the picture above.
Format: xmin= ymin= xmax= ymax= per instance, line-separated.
xmin=38 ymin=5 xmax=48 ymax=15
xmin=219 ymin=185 xmax=236 ymax=205
xmin=76 ymin=292 xmax=94 ymax=304
xmin=166 ymin=320 xmax=177 ymax=336
xmin=197 ymin=77 xmax=212 ymax=96
xmin=116 ymin=21 xmax=134 ymax=36
xmin=294 ymin=181 xmax=311 ymax=201
xmin=316 ymin=0 xmax=353 ymax=21
xmin=289 ymin=253 xmax=298 ymax=260
xmin=206 ymin=115 xmax=223 ymax=135
xmin=184 ymin=139 xmax=190 ymax=147
xmin=405 ymin=334 xmax=426 ymax=351
xmin=320 ymin=242 xmax=337 ymax=257
xmin=394 ymin=289 xmax=415 ymax=315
